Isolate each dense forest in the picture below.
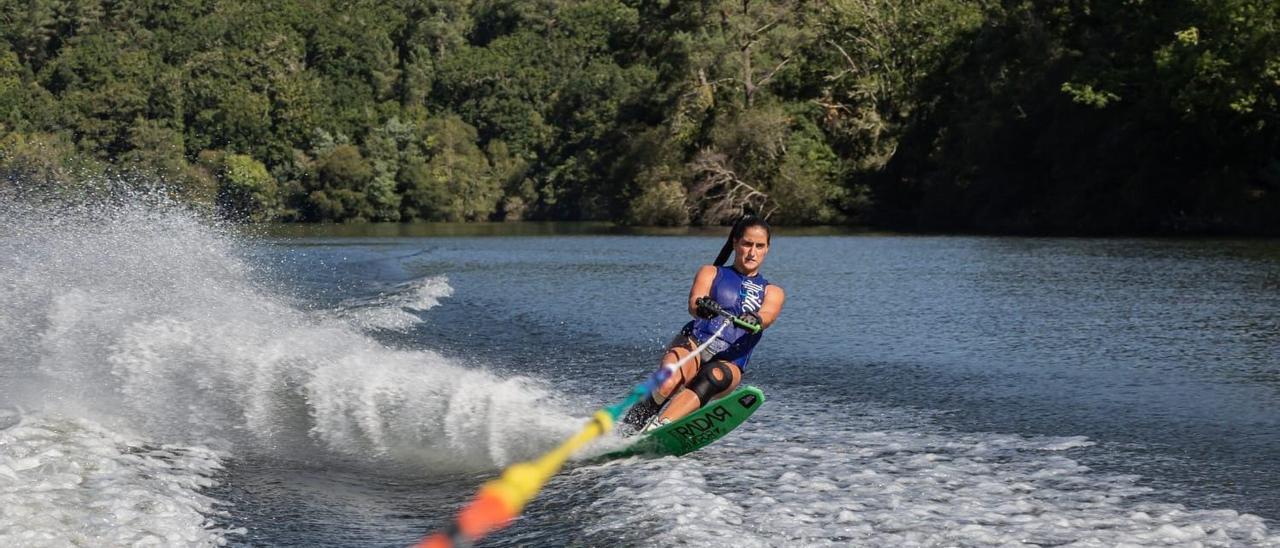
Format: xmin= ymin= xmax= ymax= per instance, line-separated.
xmin=1 ymin=0 xmax=1277 ymax=233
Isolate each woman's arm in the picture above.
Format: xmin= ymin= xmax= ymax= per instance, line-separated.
xmin=686 ymin=265 xmax=718 ymax=317
xmin=757 ymin=285 xmax=785 ymax=329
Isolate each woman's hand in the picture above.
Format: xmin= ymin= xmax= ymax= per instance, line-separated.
xmin=695 ymin=296 xmax=722 ymax=319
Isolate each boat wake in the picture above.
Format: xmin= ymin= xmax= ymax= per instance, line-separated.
xmin=578 ymin=401 xmax=1280 ymax=546
xmin=0 ymin=194 xmax=580 ymax=545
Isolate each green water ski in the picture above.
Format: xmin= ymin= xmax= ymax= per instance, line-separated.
xmin=609 ymin=385 xmax=765 ymax=459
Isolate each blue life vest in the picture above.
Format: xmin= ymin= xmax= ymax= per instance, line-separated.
xmin=685 ymin=266 xmax=769 ymax=370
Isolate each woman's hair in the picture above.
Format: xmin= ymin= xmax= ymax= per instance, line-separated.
xmin=714 ymin=215 xmax=772 ymax=267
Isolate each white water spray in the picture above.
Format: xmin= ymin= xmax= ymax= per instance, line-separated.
xmin=1 ymin=196 xmax=579 ymax=467
xmin=0 ymin=191 xmax=589 ymax=543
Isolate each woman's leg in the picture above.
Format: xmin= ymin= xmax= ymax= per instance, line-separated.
xmin=652 ymin=339 xmax=701 ymax=403
xmin=621 ymin=337 xmax=700 ymax=429
xmin=656 ymin=360 xmax=742 ymax=425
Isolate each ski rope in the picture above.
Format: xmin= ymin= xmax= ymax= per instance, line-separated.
xmin=416 ymin=321 xmax=730 ymax=548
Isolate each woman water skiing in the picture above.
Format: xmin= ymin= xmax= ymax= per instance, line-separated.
xmin=622 ymin=215 xmax=785 ymax=432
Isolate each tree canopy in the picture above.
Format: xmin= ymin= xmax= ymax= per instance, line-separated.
xmin=1 ymin=0 xmax=1276 ymax=233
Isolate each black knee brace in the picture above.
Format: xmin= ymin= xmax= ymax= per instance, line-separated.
xmin=687 ymin=361 xmax=734 ymax=406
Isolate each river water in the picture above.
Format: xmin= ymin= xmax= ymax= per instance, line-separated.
xmin=2 ymin=199 xmax=1279 ymax=546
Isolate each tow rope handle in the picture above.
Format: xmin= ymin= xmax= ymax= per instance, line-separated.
xmin=699 ymin=296 xmax=762 ymax=334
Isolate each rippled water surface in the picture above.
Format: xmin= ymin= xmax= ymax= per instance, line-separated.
xmin=3 ymin=205 xmax=1280 ymax=546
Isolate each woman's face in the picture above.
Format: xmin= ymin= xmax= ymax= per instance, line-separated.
xmin=733 ymin=226 xmax=770 ymax=274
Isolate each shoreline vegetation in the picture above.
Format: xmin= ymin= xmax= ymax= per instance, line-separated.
xmin=254 ymin=221 xmax=1280 ymax=241
xmin=253 ymin=221 xmax=878 ymax=238
xmin=2 ymin=1 xmax=1277 ymax=235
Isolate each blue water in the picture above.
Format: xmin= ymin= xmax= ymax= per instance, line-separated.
xmin=237 ymin=232 xmax=1280 ymax=544
xmin=4 ymin=201 xmax=1280 ymax=546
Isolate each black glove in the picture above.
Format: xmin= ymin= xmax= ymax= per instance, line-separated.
xmin=695 ymin=296 xmax=721 ymax=319
xmin=738 ymin=311 xmax=762 ymax=329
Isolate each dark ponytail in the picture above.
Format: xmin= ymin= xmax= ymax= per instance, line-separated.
xmin=713 ymin=214 xmax=772 ymax=266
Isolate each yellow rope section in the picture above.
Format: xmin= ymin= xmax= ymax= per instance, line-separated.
xmin=416 ymin=411 xmax=614 ymax=548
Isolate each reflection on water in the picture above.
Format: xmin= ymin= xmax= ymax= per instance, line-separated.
xmin=252 ymin=221 xmax=874 ymax=238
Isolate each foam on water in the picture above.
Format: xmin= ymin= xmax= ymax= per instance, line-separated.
xmin=336 ymin=275 xmax=454 ymax=331
xmin=0 ymin=412 xmax=238 ymax=546
xmin=582 ymin=400 xmax=1280 ymax=547
xmin=0 ymin=195 xmax=581 ymax=542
